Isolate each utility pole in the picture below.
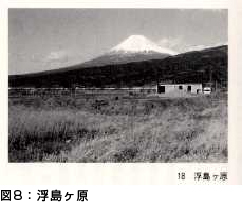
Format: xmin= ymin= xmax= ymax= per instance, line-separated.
xmin=209 ymin=65 xmax=212 ymax=84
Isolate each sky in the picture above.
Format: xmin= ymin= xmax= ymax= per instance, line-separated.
xmin=8 ymin=9 xmax=227 ymax=75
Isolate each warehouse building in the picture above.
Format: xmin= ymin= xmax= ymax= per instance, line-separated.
xmin=157 ymin=83 xmax=203 ymax=95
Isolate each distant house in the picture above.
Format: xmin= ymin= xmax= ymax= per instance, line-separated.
xmin=157 ymin=83 xmax=203 ymax=95
xmin=203 ymin=87 xmax=211 ymax=95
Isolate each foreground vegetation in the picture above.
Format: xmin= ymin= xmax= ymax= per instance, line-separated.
xmin=8 ymin=93 xmax=227 ymax=162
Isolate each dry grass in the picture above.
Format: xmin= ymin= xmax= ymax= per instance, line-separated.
xmin=8 ymin=93 xmax=227 ymax=162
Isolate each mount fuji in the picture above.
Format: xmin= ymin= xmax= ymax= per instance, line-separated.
xmin=80 ymin=35 xmax=177 ymax=67
xmin=44 ymin=35 xmax=177 ymax=73
xmin=110 ymin=35 xmax=176 ymax=54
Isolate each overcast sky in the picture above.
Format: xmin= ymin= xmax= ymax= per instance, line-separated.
xmin=8 ymin=9 xmax=227 ymax=75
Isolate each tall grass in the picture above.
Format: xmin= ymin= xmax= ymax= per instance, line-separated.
xmin=8 ymin=94 xmax=227 ymax=162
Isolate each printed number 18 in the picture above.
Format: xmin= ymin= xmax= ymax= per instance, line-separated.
xmin=178 ymin=172 xmax=185 ymax=180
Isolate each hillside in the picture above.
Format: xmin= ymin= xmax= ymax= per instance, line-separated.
xmin=8 ymin=45 xmax=227 ymax=88
xmin=39 ymin=35 xmax=174 ymax=74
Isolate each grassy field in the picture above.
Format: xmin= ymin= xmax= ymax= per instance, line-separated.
xmin=8 ymin=92 xmax=227 ymax=162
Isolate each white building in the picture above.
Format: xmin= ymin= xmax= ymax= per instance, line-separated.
xmin=157 ymin=83 xmax=203 ymax=95
xmin=203 ymin=87 xmax=211 ymax=95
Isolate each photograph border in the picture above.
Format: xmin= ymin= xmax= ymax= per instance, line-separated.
xmin=0 ymin=0 xmax=241 ymax=185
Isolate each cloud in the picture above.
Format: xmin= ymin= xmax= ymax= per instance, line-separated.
xmin=183 ymin=42 xmax=228 ymax=52
xmin=158 ymin=36 xmax=227 ymax=54
xmin=158 ymin=38 xmax=181 ymax=49
xmin=46 ymin=51 xmax=68 ymax=61
xmin=43 ymin=50 xmax=70 ymax=68
xmin=157 ymin=37 xmax=183 ymax=54
xmin=184 ymin=45 xmax=208 ymax=52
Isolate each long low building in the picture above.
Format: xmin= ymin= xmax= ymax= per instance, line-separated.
xmin=157 ymin=83 xmax=203 ymax=95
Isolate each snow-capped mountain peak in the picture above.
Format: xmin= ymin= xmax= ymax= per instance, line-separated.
xmin=110 ymin=35 xmax=177 ymax=55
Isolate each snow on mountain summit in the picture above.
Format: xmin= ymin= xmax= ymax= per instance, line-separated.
xmin=75 ymin=35 xmax=177 ymax=68
xmin=111 ymin=35 xmax=177 ymax=55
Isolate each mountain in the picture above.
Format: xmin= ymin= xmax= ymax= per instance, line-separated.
xmin=110 ymin=35 xmax=177 ymax=54
xmin=9 ymin=45 xmax=227 ymax=88
xmin=82 ymin=35 xmax=176 ymax=66
xmin=45 ymin=35 xmax=176 ymax=73
xmin=82 ymin=51 xmax=169 ymax=67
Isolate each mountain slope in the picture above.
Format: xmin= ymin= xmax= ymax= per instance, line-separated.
xmin=82 ymin=51 xmax=169 ymax=67
xmin=84 ymin=35 xmax=176 ymax=66
xmin=45 ymin=35 xmax=176 ymax=73
xmin=9 ymin=45 xmax=227 ymax=88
